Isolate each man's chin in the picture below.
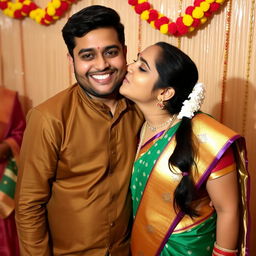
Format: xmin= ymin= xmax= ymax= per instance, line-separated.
xmin=79 ymin=84 xmax=119 ymax=99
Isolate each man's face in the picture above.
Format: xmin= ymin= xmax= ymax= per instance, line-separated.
xmin=70 ymin=27 xmax=127 ymax=99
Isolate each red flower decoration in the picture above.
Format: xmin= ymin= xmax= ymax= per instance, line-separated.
xmin=129 ymin=0 xmax=227 ymax=36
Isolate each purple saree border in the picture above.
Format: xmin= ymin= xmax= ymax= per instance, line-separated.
xmin=156 ymin=134 xmax=251 ymax=256
xmin=141 ymin=130 xmax=165 ymax=149
xmin=155 ymin=211 xmax=185 ymax=255
xmin=196 ymin=134 xmax=241 ymax=189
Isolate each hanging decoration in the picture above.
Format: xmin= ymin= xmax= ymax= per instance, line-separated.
xmin=220 ymin=0 xmax=232 ymax=123
xmin=242 ymin=0 xmax=255 ymax=134
xmin=0 ymin=0 xmax=76 ymax=25
xmin=128 ymin=0 xmax=227 ymax=36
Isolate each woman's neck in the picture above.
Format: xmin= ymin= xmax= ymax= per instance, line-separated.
xmin=137 ymin=103 xmax=171 ymax=125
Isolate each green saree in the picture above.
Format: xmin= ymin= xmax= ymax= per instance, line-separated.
xmin=131 ymin=113 xmax=249 ymax=256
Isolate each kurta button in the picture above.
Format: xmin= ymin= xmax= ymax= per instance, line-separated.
xmin=110 ymin=222 xmax=115 ymax=227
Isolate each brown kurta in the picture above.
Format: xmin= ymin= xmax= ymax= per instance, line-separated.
xmin=15 ymin=84 xmax=143 ymax=256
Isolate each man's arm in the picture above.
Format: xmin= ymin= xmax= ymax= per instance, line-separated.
xmin=15 ymin=108 xmax=60 ymax=256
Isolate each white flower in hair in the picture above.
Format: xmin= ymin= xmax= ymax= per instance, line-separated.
xmin=177 ymin=82 xmax=205 ymax=119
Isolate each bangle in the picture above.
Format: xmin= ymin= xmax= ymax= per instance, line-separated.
xmin=212 ymin=242 xmax=238 ymax=256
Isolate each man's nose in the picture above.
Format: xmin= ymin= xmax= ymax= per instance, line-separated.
xmin=94 ymin=55 xmax=110 ymax=70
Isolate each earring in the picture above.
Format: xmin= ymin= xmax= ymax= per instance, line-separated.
xmin=156 ymin=99 xmax=165 ymax=109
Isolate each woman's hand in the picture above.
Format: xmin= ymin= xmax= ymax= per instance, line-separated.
xmin=0 ymin=141 xmax=12 ymax=162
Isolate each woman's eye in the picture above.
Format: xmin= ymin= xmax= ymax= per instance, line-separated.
xmin=139 ymin=66 xmax=147 ymax=72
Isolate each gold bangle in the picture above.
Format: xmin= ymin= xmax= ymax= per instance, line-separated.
xmin=214 ymin=242 xmax=238 ymax=253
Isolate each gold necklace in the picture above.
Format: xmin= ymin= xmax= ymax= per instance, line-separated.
xmin=135 ymin=115 xmax=177 ymax=161
xmin=146 ymin=115 xmax=175 ymax=132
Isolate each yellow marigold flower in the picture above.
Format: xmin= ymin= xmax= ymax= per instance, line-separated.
xmin=141 ymin=10 xmax=149 ymax=20
xmin=183 ymin=14 xmax=193 ymax=26
xmin=200 ymin=2 xmax=210 ymax=12
xmin=52 ymin=0 xmax=61 ymax=8
xmin=216 ymin=0 xmax=225 ymax=3
xmin=150 ymin=20 xmax=155 ymax=29
xmin=13 ymin=2 xmax=22 ymax=10
xmin=47 ymin=5 xmax=56 ymax=16
xmin=205 ymin=0 xmax=215 ymax=3
xmin=37 ymin=8 xmax=45 ymax=17
xmin=189 ymin=26 xmax=195 ymax=32
xmin=35 ymin=15 xmax=42 ymax=23
xmin=200 ymin=16 xmax=207 ymax=24
xmin=47 ymin=2 xmax=53 ymax=8
xmin=4 ymin=9 xmax=13 ymax=17
xmin=192 ymin=7 xmax=204 ymax=19
xmin=29 ymin=9 xmax=36 ymax=19
xmin=138 ymin=0 xmax=147 ymax=3
xmin=160 ymin=24 xmax=168 ymax=34
xmin=24 ymin=0 xmax=31 ymax=5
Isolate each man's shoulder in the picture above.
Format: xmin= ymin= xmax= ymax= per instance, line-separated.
xmin=31 ymin=84 xmax=79 ymax=115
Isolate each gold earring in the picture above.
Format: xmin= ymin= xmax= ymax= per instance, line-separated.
xmin=156 ymin=99 xmax=165 ymax=109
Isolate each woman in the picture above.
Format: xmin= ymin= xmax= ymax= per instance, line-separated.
xmin=0 ymin=86 xmax=26 ymax=255
xmin=120 ymin=42 xmax=249 ymax=256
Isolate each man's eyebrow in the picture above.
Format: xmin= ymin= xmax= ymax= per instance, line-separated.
xmin=104 ymin=45 xmax=121 ymax=51
xmin=78 ymin=45 xmax=120 ymax=56
xmin=78 ymin=48 xmax=93 ymax=55
xmin=138 ymin=53 xmax=151 ymax=70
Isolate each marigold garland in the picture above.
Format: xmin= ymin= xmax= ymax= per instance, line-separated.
xmin=0 ymin=0 xmax=76 ymax=25
xmin=128 ymin=0 xmax=227 ymax=36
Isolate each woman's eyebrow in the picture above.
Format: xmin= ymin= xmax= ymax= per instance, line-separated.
xmin=138 ymin=53 xmax=151 ymax=70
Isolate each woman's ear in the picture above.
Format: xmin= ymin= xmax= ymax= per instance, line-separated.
xmin=159 ymin=87 xmax=175 ymax=101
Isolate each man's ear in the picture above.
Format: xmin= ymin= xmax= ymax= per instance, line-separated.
xmin=158 ymin=87 xmax=175 ymax=101
xmin=67 ymin=53 xmax=74 ymax=71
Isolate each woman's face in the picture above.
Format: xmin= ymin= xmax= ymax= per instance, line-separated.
xmin=120 ymin=45 xmax=161 ymax=104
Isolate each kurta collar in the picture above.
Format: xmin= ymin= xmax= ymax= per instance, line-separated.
xmin=76 ymin=84 xmax=128 ymax=119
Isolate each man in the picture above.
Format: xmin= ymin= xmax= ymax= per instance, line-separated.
xmin=15 ymin=5 xmax=143 ymax=256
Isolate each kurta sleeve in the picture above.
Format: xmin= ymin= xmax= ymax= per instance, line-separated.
xmin=15 ymin=108 xmax=61 ymax=256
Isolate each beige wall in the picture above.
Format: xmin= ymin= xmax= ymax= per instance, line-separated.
xmin=1 ymin=0 xmax=255 ymax=253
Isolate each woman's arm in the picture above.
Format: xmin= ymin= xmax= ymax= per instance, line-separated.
xmin=3 ymin=92 xmax=26 ymax=160
xmin=206 ymin=168 xmax=239 ymax=250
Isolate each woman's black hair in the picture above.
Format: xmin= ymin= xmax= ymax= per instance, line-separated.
xmin=154 ymin=42 xmax=199 ymax=217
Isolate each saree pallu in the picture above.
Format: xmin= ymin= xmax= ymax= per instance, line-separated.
xmin=0 ymin=87 xmax=25 ymax=256
xmin=131 ymin=113 xmax=249 ymax=256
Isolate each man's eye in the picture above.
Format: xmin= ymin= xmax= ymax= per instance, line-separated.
xmin=105 ymin=50 xmax=118 ymax=57
xmin=81 ymin=53 xmax=93 ymax=60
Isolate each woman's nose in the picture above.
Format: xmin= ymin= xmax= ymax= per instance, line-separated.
xmin=127 ymin=63 xmax=134 ymax=73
